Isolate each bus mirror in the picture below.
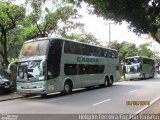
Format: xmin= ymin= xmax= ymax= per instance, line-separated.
xmin=7 ymin=62 xmax=17 ymax=73
xmin=40 ymin=60 xmax=45 ymax=74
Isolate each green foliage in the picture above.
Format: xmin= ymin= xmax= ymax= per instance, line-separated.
xmin=65 ymin=33 xmax=101 ymax=45
xmin=138 ymin=43 xmax=154 ymax=58
xmin=69 ymin=0 xmax=160 ymax=44
xmin=109 ymin=41 xmax=135 ymax=62
xmin=0 ymin=2 xmax=25 ymax=29
xmin=109 ymin=40 xmax=155 ymax=62
xmin=0 ymin=0 xmax=99 ymax=65
xmin=0 ymin=1 xmax=25 ymax=65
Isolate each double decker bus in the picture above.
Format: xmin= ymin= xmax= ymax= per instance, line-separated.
xmin=124 ymin=56 xmax=155 ymax=80
xmin=15 ymin=37 xmax=120 ymax=96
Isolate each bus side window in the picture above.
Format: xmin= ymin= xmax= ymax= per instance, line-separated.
xmin=111 ymin=51 xmax=115 ymax=59
xmin=115 ymin=52 xmax=118 ymax=59
xmin=64 ymin=64 xmax=77 ymax=75
xmin=78 ymin=64 xmax=86 ymax=74
xmin=104 ymin=50 xmax=109 ymax=58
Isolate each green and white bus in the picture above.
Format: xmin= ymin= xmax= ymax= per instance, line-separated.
xmin=124 ymin=56 xmax=155 ymax=80
xmin=15 ymin=37 xmax=120 ymax=96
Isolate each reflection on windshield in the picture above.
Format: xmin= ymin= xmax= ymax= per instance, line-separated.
xmin=125 ymin=65 xmax=140 ymax=73
xmin=17 ymin=60 xmax=45 ymax=81
xmin=19 ymin=40 xmax=49 ymax=58
xmin=125 ymin=57 xmax=140 ymax=65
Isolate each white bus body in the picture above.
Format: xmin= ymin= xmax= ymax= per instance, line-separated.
xmin=16 ymin=37 xmax=120 ymax=95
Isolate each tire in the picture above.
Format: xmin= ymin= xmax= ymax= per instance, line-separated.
xmin=143 ymin=74 xmax=145 ymax=80
xmin=151 ymin=73 xmax=154 ymax=78
xmin=141 ymin=73 xmax=145 ymax=80
xmin=102 ymin=77 xmax=109 ymax=87
xmin=62 ymin=81 xmax=72 ymax=95
xmin=108 ymin=77 xmax=113 ymax=86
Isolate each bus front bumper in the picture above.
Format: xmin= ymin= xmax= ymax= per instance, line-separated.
xmin=125 ymin=73 xmax=141 ymax=80
xmin=17 ymin=88 xmax=47 ymax=95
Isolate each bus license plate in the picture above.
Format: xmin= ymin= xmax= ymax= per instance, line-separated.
xmin=24 ymin=90 xmax=32 ymax=93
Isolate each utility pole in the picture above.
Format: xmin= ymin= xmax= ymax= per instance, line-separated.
xmin=106 ymin=22 xmax=114 ymax=44
xmin=109 ymin=23 xmax=111 ymax=44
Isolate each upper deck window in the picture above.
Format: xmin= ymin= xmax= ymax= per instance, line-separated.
xmin=125 ymin=57 xmax=140 ymax=65
xmin=19 ymin=39 xmax=49 ymax=58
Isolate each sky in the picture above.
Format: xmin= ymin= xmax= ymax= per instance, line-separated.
xmin=13 ymin=0 xmax=160 ymax=53
xmin=77 ymin=3 xmax=160 ymax=53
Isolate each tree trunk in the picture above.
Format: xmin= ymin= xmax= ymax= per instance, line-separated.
xmin=1 ymin=32 xmax=9 ymax=66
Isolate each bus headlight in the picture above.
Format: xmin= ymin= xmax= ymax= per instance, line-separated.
xmin=37 ymin=85 xmax=43 ymax=88
xmin=17 ymin=86 xmax=21 ymax=89
xmin=37 ymin=85 xmax=46 ymax=89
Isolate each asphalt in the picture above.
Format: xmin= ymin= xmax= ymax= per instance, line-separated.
xmin=138 ymin=74 xmax=160 ymax=115
xmin=0 ymin=75 xmax=160 ymax=115
xmin=138 ymin=97 xmax=160 ymax=114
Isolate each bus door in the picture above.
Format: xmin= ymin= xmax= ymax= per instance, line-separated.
xmin=46 ymin=39 xmax=63 ymax=92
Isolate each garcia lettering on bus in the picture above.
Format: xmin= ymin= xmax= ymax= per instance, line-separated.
xmin=77 ymin=56 xmax=99 ymax=63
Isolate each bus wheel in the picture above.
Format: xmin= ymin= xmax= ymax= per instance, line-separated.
xmin=62 ymin=81 xmax=72 ymax=95
xmin=103 ymin=77 xmax=109 ymax=87
xmin=141 ymin=74 xmax=145 ymax=80
xmin=109 ymin=76 xmax=113 ymax=86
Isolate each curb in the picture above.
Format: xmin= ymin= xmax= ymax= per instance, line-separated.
xmin=0 ymin=92 xmax=27 ymax=102
xmin=0 ymin=96 xmax=25 ymax=102
xmin=129 ymin=96 xmax=160 ymax=119
xmin=0 ymin=93 xmax=38 ymax=102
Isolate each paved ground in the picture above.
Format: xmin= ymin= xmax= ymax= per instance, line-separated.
xmin=134 ymin=74 xmax=160 ymax=115
xmin=0 ymin=92 xmax=23 ymax=101
xmin=140 ymin=98 xmax=160 ymax=114
xmin=0 ymin=75 xmax=160 ymax=117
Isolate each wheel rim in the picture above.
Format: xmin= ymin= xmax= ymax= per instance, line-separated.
xmin=109 ymin=79 xmax=112 ymax=85
xmin=143 ymin=74 xmax=145 ymax=79
xmin=105 ymin=79 xmax=108 ymax=86
xmin=104 ymin=78 xmax=108 ymax=86
xmin=64 ymin=84 xmax=70 ymax=93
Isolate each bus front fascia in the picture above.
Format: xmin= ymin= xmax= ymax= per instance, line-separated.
xmin=16 ymin=59 xmax=48 ymax=94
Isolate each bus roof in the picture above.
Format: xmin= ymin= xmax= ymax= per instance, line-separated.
xmin=24 ymin=37 xmax=118 ymax=52
xmin=125 ymin=56 xmax=154 ymax=60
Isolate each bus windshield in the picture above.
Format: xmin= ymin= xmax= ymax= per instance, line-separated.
xmin=19 ymin=39 xmax=49 ymax=58
xmin=17 ymin=60 xmax=45 ymax=82
xmin=125 ymin=65 xmax=141 ymax=74
xmin=125 ymin=57 xmax=140 ymax=65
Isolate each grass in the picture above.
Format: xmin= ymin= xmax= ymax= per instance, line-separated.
xmin=119 ymin=76 xmax=125 ymax=81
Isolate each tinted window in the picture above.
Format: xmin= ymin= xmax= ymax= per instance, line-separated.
xmin=64 ymin=64 xmax=104 ymax=75
xmin=47 ymin=39 xmax=63 ymax=79
xmin=19 ymin=40 xmax=49 ymax=58
xmin=64 ymin=41 xmax=118 ymax=59
xmin=143 ymin=58 xmax=154 ymax=64
xmin=64 ymin=64 xmax=78 ymax=75
xmin=125 ymin=57 xmax=140 ymax=65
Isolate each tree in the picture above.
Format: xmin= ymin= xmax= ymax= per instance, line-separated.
xmin=138 ymin=43 xmax=154 ymax=58
xmin=67 ymin=0 xmax=160 ymax=44
xmin=109 ymin=40 xmax=156 ymax=62
xmin=5 ymin=0 xmax=84 ymax=60
xmin=109 ymin=40 xmax=138 ymax=62
xmin=0 ymin=1 xmax=25 ymax=65
xmin=25 ymin=0 xmax=84 ymax=37
xmin=65 ymin=33 xmax=101 ymax=45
